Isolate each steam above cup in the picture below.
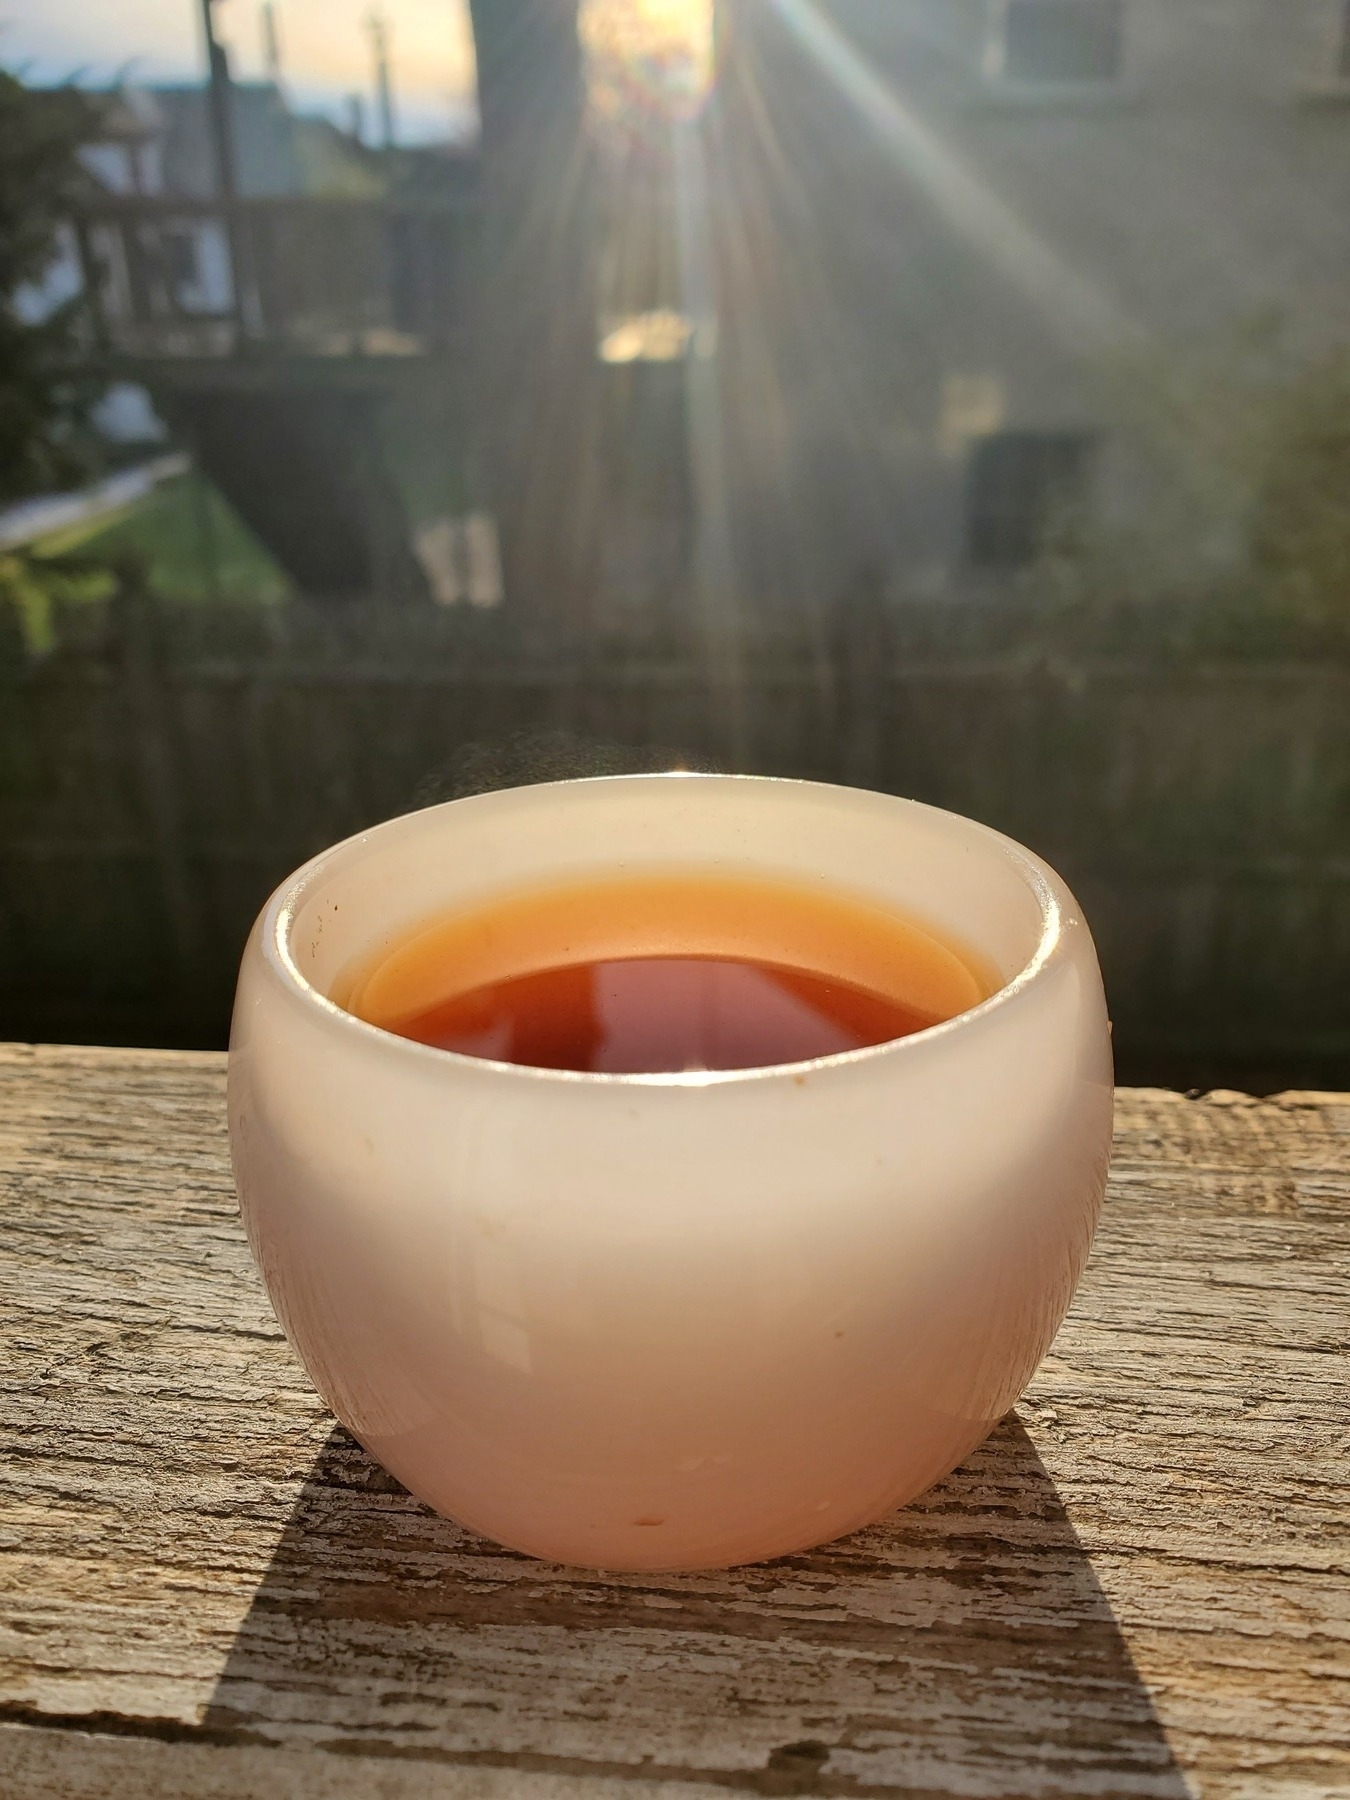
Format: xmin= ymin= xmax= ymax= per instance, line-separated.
xmin=228 ymin=774 xmax=1113 ymax=1570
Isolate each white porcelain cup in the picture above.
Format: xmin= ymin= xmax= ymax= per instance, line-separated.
xmin=228 ymin=774 xmax=1113 ymax=1571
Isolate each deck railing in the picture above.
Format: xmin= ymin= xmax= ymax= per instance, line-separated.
xmin=72 ymin=194 xmax=478 ymax=360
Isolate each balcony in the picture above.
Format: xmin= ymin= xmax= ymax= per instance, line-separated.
xmin=71 ymin=193 xmax=478 ymax=368
xmin=59 ymin=193 xmax=479 ymax=601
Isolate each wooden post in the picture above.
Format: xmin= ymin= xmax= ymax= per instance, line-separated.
xmin=112 ymin=565 xmax=211 ymax=996
xmin=72 ymin=217 xmax=111 ymax=355
xmin=832 ymin=568 xmax=891 ymax=791
xmin=189 ymin=468 xmax=225 ymax=606
xmin=120 ymin=211 xmax=158 ymax=330
xmin=198 ymin=0 xmax=254 ymax=343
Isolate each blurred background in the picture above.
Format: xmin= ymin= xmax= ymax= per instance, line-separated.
xmin=1 ymin=0 xmax=1347 ymax=1089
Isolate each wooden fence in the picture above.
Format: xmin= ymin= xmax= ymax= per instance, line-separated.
xmin=2 ymin=586 xmax=1347 ymax=1088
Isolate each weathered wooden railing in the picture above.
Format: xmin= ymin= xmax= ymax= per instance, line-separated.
xmin=1 ymin=1048 xmax=1346 ymax=1796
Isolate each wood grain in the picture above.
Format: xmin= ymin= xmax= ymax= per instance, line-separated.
xmin=0 ymin=1044 xmax=1346 ymax=1798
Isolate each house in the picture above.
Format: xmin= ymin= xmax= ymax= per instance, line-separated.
xmin=463 ymin=0 xmax=1350 ymax=632
xmin=30 ymin=1 xmax=1350 ymax=622
xmin=38 ymin=70 xmax=480 ymax=604
xmin=696 ymin=0 xmax=1350 ymax=613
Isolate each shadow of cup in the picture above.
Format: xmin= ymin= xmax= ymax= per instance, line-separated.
xmin=203 ymin=1413 xmax=1187 ymax=1796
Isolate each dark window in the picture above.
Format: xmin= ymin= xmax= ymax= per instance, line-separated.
xmin=159 ymin=227 xmax=200 ymax=292
xmin=966 ymin=431 xmax=1092 ymax=568
xmin=1002 ymin=0 xmax=1122 ymax=83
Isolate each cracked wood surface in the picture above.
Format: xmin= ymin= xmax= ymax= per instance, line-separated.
xmin=0 ymin=1043 xmax=1346 ymax=1799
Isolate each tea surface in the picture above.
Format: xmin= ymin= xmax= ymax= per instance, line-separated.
xmin=336 ymin=872 xmax=992 ymax=1074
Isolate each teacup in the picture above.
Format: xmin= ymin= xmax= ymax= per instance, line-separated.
xmin=228 ymin=774 xmax=1112 ymax=1570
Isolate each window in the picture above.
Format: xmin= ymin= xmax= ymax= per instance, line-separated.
xmin=998 ymin=0 xmax=1122 ymax=85
xmin=160 ymin=226 xmax=200 ymax=293
xmin=938 ymin=373 xmax=1006 ymax=459
xmin=966 ymin=431 xmax=1092 ymax=568
xmin=598 ymin=310 xmax=699 ymax=365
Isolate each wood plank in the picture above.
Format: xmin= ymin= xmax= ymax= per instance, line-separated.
xmin=0 ymin=1045 xmax=1346 ymax=1798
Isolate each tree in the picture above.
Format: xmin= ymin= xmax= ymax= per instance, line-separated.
xmin=1019 ymin=326 xmax=1350 ymax=652
xmin=466 ymin=0 xmax=603 ymax=637
xmin=0 ymin=71 xmax=102 ymax=502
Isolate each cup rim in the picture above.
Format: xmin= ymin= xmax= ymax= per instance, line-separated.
xmin=257 ymin=773 xmax=1066 ymax=1088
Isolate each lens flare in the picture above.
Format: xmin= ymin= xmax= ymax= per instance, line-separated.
xmin=581 ymin=0 xmax=717 ymax=151
xmin=764 ymin=0 xmax=1136 ymax=357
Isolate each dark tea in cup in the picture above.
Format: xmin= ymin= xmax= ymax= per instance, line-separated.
xmin=336 ymin=872 xmax=993 ymax=1074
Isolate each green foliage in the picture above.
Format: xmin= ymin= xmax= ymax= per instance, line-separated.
xmin=1249 ymin=348 xmax=1350 ymax=631
xmin=1 ymin=471 xmax=290 ymax=651
xmin=0 ymin=549 xmax=113 ymax=656
xmin=0 ymin=70 xmax=104 ymax=502
xmin=1021 ymin=328 xmax=1350 ymax=655
xmin=70 ymin=472 xmax=290 ymax=604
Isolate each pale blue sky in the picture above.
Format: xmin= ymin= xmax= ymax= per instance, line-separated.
xmin=1 ymin=0 xmax=477 ymax=141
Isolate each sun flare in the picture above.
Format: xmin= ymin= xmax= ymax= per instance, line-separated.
xmin=580 ymin=0 xmax=717 ymax=140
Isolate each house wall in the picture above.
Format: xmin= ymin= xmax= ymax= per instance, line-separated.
xmin=690 ymin=0 xmax=1350 ymax=614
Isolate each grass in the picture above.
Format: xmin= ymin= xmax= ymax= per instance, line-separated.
xmin=49 ymin=471 xmax=291 ymax=603
xmin=2 ymin=468 xmax=291 ymax=652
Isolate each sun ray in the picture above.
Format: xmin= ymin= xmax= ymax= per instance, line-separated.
xmin=763 ymin=0 xmax=1140 ymax=358
xmin=580 ymin=0 xmax=717 ymax=151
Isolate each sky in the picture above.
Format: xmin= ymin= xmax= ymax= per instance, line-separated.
xmin=0 ymin=0 xmax=478 ymax=143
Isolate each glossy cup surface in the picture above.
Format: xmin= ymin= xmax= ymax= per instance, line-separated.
xmin=228 ymin=774 xmax=1113 ymax=1570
